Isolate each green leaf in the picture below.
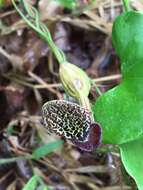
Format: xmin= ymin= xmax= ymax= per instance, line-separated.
xmin=92 ymin=10 xmax=143 ymax=190
xmin=120 ymin=137 xmax=143 ymax=190
xmin=32 ymin=140 xmax=63 ymax=159
xmin=55 ymin=0 xmax=77 ymax=9
xmin=92 ymin=11 xmax=143 ymax=144
xmin=22 ymin=175 xmax=39 ymax=190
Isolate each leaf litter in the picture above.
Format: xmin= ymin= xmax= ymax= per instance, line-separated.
xmin=0 ymin=0 xmax=141 ymax=189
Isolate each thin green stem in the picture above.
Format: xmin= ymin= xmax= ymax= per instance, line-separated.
xmin=12 ymin=0 xmax=66 ymax=65
xmin=78 ymin=95 xmax=95 ymax=122
xmin=122 ymin=0 xmax=130 ymax=12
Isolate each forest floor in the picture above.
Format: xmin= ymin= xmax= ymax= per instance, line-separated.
xmin=0 ymin=0 xmax=142 ymax=190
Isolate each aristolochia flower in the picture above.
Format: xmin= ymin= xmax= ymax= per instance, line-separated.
xmin=42 ymin=100 xmax=101 ymax=151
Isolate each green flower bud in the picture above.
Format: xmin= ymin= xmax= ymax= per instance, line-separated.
xmin=59 ymin=62 xmax=91 ymax=100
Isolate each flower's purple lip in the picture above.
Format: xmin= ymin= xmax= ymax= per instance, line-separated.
xmin=72 ymin=123 xmax=102 ymax=152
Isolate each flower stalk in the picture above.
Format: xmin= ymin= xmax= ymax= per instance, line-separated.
xmin=12 ymin=0 xmax=66 ymax=65
xmin=122 ymin=0 xmax=130 ymax=12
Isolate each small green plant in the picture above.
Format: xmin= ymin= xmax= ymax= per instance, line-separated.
xmin=12 ymin=0 xmax=143 ymax=189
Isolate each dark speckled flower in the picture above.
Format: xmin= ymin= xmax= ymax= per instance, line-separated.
xmin=42 ymin=100 xmax=101 ymax=152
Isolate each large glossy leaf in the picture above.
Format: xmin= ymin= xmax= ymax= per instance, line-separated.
xmin=92 ymin=11 xmax=143 ymax=190
xmin=92 ymin=11 xmax=143 ymax=144
xmin=120 ymin=137 xmax=143 ymax=190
